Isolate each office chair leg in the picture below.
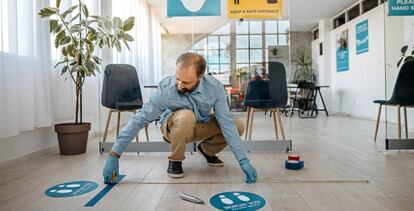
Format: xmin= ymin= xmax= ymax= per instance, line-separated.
xmin=145 ymin=125 xmax=149 ymax=142
xmin=272 ymin=110 xmax=279 ymax=140
xmin=276 ymin=108 xmax=286 ymax=140
xmin=103 ymin=110 xmax=113 ymax=143
xmin=374 ymin=104 xmax=382 ymax=141
xmin=248 ymin=108 xmax=255 ymax=141
xmin=404 ymin=106 xmax=408 ymax=139
xmin=245 ymin=107 xmax=251 ymax=141
xmin=116 ymin=111 xmax=121 ymax=137
xmin=398 ymin=105 xmax=401 ymax=139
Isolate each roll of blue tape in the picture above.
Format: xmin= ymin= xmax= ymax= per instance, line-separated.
xmin=285 ymin=160 xmax=304 ymax=170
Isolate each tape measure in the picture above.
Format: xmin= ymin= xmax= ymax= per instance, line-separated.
xmin=285 ymin=154 xmax=304 ymax=170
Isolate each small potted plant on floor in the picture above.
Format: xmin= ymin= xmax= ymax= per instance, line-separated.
xmin=38 ymin=0 xmax=135 ymax=155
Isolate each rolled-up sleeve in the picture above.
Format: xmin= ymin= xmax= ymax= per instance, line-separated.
xmin=111 ymin=86 xmax=168 ymax=155
xmin=213 ymin=85 xmax=247 ymax=162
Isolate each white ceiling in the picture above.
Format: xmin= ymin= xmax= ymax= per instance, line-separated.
xmin=147 ymin=0 xmax=360 ymax=34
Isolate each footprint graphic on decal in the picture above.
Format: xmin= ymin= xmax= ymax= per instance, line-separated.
xmin=234 ymin=192 xmax=250 ymax=202
xmin=219 ymin=195 xmax=234 ymax=205
xmin=49 ymin=183 xmax=81 ymax=195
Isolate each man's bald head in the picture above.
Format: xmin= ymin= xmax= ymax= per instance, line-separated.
xmin=176 ymin=52 xmax=206 ymax=78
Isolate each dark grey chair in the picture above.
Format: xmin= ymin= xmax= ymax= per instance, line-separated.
xmin=244 ymin=62 xmax=288 ymax=140
xmin=373 ymin=61 xmax=414 ymax=141
xmin=101 ymin=64 xmax=149 ymax=142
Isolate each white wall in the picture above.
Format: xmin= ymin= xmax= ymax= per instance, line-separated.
xmin=0 ymin=127 xmax=56 ymax=164
xmin=325 ymin=4 xmax=414 ymax=130
xmin=330 ymin=5 xmax=386 ymax=121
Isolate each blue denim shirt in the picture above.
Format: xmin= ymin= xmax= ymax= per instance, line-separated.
xmin=111 ymin=75 xmax=248 ymax=162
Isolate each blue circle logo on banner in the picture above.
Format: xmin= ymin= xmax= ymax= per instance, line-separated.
xmin=210 ymin=191 xmax=266 ymax=210
xmin=45 ymin=181 xmax=98 ymax=198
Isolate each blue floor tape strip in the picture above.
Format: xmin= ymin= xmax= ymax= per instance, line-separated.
xmin=84 ymin=175 xmax=126 ymax=207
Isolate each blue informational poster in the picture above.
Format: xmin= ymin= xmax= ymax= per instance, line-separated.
xmin=336 ymin=29 xmax=349 ymax=72
xmin=45 ymin=181 xmax=98 ymax=198
xmin=389 ymin=0 xmax=414 ymax=16
xmin=210 ymin=191 xmax=266 ymax=211
xmin=167 ymin=0 xmax=221 ymax=17
xmin=356 ymin=19 xmax=369 ymax=55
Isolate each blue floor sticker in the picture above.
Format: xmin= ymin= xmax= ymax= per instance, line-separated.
xmin=210 ymin=191 xmax=266 ymax=210
xmin=45 ymin=181 xmax=98 ymax=198
xmin=84 ymin=175 xmax=126 ymax=207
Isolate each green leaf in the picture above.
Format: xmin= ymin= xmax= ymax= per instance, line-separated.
xmin=82 ymin=5 xmax=89 ymax=18
xmin=61 ymin=46 xmax=68 ymax=56
xmin=54 ymin=24 xmax=63 ymax=35
xmin=60 ymin=36 xmax=71 ymax=45
xmin=38 ymin=7 xmax=57 ymax=18
xmin=70 ymin=13 xmax=80 ymax=23
xmin=70 ymin=24 xmax=82 ymax=33
xmin=122 ymin=39 xmax=130 ymax=51
xmin=397 ymin=57 xmax=403 ymax=68
xmin=61 ymin=65 xmax=68 ymax=75
xmin=404 ymin=56 xmax=414 ymax=63
xmin=122 ymin=17 xmax=135 ymax=31
xmin=61 ymin=5 xmax=78 ymax=19
xmin=50 ymin=20 xmax=58 ymax=33
xmin=56 ymin=0 xmax=61 ymax=8
xmin=114 ymin=39 xmax=121 ymax=52
xmin=124 ymin=33 xmax=134 ymax=41
xmin=401 ymin=45 xmax=408 ymax=54
xmin=113 ymin=17 xmax=123 ymax=29
xmin=54 ymin=59 xmax=66 ymax=69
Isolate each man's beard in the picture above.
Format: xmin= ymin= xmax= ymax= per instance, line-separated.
xmin=177 ymin=81 xmax=200 ymax=95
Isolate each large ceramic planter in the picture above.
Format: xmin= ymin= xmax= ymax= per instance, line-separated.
xmin=54 ymin=123 xmax=91 ymax=155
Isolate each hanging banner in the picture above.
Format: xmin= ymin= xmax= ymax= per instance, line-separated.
xmin=388 ymin=0 xmax=414 ymax=16
xmin=167 ymin=0 xmax=221 ymax=17
xmin=356 ymin=19 xmax=369 ymax=55
xmin=336 ymin=29 xmax=349 ymax=72
xmin=227 ymin=0 xmax=282 ymax=19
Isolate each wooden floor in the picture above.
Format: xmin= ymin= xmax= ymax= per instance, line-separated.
xmin=0 ymin=113 xmax=413 ymax=211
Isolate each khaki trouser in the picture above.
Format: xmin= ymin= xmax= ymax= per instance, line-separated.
xmin=160 ymin=109 xmax=244 ymax=161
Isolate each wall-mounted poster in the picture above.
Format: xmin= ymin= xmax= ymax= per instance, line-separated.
xmin=167 ymin=0 xmax=221 ymax=17
xmin=228 ymin=0 xmax=282 ymax=19
xmin=356 ymin=19 xmax=369 ymax=55
xmin=388 ymin=0 xmax=414 ymax=16
xmin=336 ymin=29 xmax=349 ymax=72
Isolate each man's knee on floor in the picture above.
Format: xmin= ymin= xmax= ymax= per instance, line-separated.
xmin=173 ymin=109 xmax=196 ymax=127
xmin=234 ymin=117 xmax=245 ymax=136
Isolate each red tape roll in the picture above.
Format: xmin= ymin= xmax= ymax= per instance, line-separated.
xmin=288 ymin=155 xmax=300 ymax=161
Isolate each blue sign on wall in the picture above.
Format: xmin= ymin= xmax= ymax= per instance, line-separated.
xmin=356 ymin=20 xmax=369 ymax=55
xmin=337 ymin=48 xmax=349 ymax=72
xmin=167 ymin=0 xmax=221 ymax=17
xmin=210 ymin=191 xmax=266 ymax=211
xmin=389 ymin=0 xmax=414 ymax=16
xmin=45 ymin=181 xmax=98 ymax=198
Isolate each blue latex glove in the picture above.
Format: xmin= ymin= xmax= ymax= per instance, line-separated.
xmin=239 ymin=158 xmax=257 ymax=184
xmin=103 ymin=154 xmax=119 ymax=184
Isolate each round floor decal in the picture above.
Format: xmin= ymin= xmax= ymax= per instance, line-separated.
xmin=45 ymin=181 xmax=98 ymax=198
xmin=210 ymin=191 xmax=266 ymax=210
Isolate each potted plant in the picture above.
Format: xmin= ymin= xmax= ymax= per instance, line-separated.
xmin=397 ymin=45 xmax=414 ymax=68
xmin=271 ymin=47 xmax=279 ymax=56
xmin=38 ymin=0 xmax=135 ymax=155
xmin=293 ymin=50 xmax=316 ymax=83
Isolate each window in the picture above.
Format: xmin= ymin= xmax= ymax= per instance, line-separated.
xmin=191 ymin=20 xmax=289 ymax=75
xmin=333 ymin=13 xmax=346 ymax=29
xmin=192 ymin=23 xmax=231 ymax=74
xmin=348 ymin=4 xmax=360 ymax=21
xmin=362 ymin=0 xmax=378 ymax=14
xmin=312 ymin=29 xmax=319 ymax=41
